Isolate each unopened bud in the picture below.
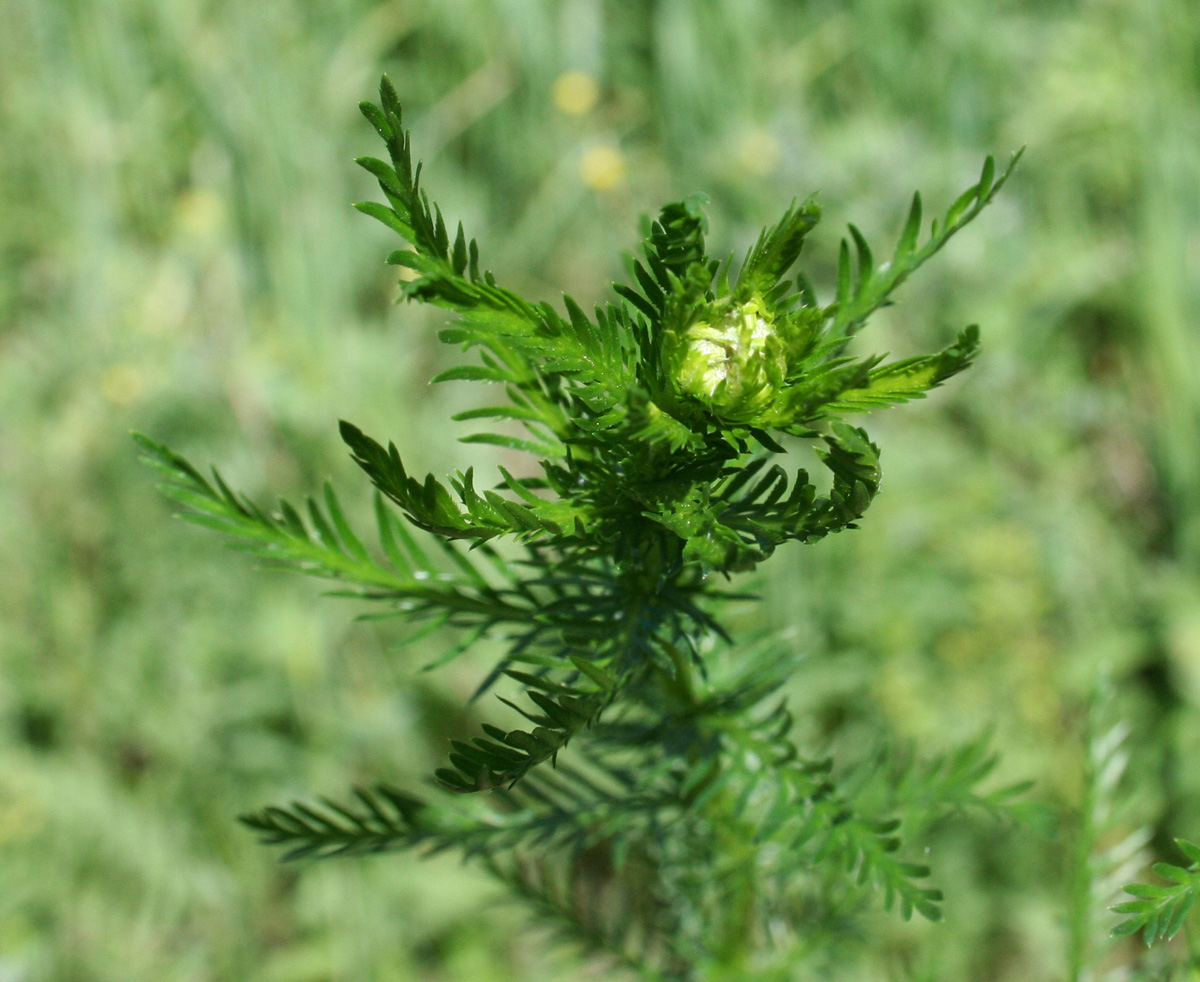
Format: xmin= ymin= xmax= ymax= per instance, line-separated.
xmin=674 ymin=300 xmax=785 ymax=420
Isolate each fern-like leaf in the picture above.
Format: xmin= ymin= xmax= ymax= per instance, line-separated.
xmin=1111 ymin=839 xmax=1200 ymax=946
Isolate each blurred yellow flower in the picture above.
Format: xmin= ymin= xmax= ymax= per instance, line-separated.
xmin=736 ymin=127 xmax=782 ymax=177
xmin=579 ymin=144 xmax=626 ymax=191
xmin=175 ymin=187 xmax=225 ymax=242
xmin=0 ymin=792 xmax=42 ymax=845
xmin=552 ymin=70 xmax=600 ymax=116
xmin=101 ymin=363 xmax=145 ymax=406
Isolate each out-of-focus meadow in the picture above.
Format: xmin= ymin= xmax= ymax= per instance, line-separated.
xmin=2 ymin=0 xmax=1199 ymax=978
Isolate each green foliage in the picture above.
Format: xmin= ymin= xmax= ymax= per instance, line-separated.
xmin=8 ymin=0 xmax=1200 ymax=978
xmin=133 ymin=431 xmax=541 ymax=632
xmin=138 ymin=75 xmax=1032 ymax=978
xmin=1112 ymin=839 xmax=1200 ymax=947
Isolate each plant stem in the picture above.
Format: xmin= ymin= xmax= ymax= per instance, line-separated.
xmin=663 ymin=638 xmax=699 ymax=708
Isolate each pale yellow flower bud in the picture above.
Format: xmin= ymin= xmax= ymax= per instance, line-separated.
xmin=674 ymin=300 xmax=784 ymax=419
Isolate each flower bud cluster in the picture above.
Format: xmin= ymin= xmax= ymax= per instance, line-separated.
xmin=673 ymin=299 xmax=786 ymax=423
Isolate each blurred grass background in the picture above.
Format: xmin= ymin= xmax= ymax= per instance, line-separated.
xmin=2 ymin=0 xmax=1199 ymax=978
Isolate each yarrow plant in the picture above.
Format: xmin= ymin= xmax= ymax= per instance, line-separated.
xmin=137 ymin=77 xmax=1047 ymax=977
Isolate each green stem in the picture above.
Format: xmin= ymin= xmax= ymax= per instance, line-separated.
xmin=662 ymin=638 xmax=699 ymax=708
xmin=657 ymin=641 xmax=758 ymax=975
